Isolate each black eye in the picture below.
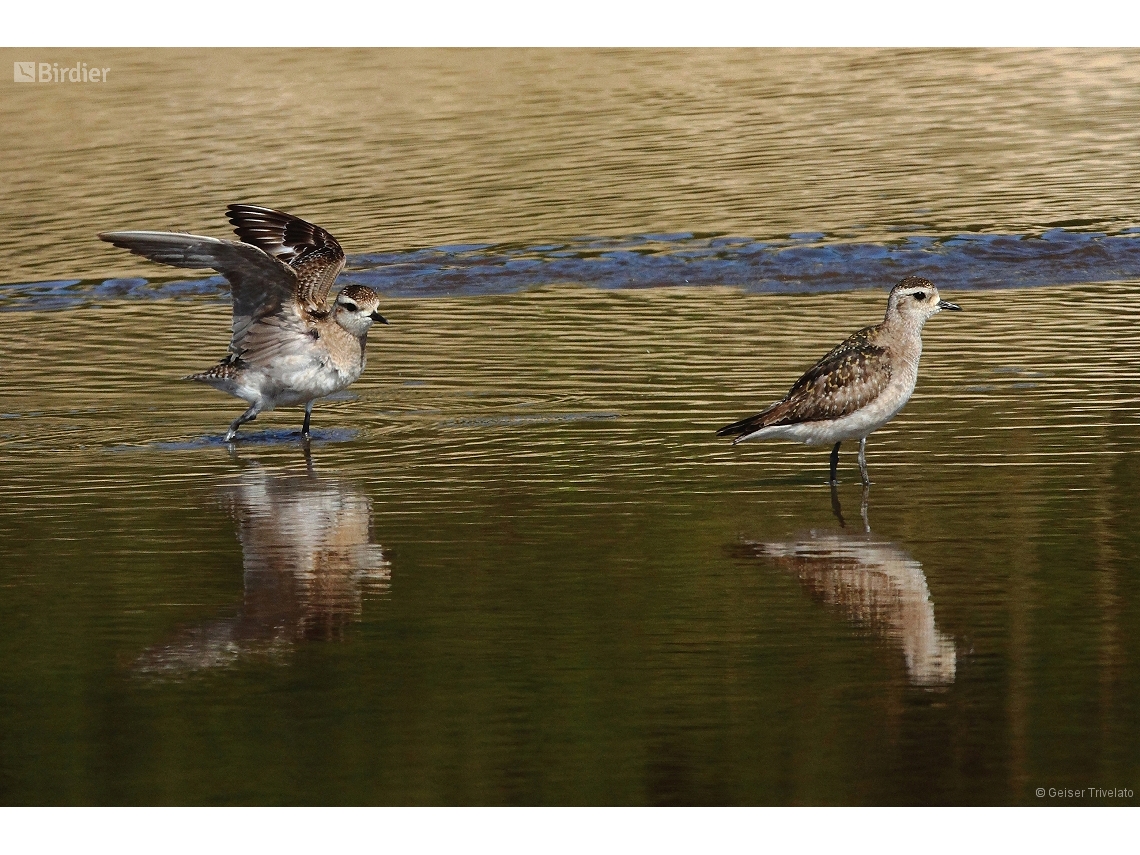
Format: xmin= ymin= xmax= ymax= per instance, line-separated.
xmin=913 ymin=292 xmax=927 ymax=301
xmin=343 ymin=302 xmax=358 ymax=312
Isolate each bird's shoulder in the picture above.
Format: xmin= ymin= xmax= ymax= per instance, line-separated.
xmin=787 ymin=325 xmax=890 ymax=396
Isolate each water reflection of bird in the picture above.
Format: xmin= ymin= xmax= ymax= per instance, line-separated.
xmin=99 ymin=205 xmax=388 ymax=441
xmin=717 ymin=277 xmax=961 ymax=485
xmin=135 ymin=456 xmax=389 ymax=675
xmin=735 ymin=488 xmax=956 ymax=687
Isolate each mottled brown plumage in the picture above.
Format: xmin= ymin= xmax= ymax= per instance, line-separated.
xmin=226 ymin=204 xmax=346 ymax=313
xmin=99 ymin=205 xmax=387 ymax=442
xmin=717 ymin=276 xmax=962 ymax=484
xmin=718 ymin=326 xmax=892 ymax=437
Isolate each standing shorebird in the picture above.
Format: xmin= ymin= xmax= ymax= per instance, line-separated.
xmin=717 ymin=277 xmax=961 ymax=485
xmin=99 ymin=205 xmax=387 ymax=442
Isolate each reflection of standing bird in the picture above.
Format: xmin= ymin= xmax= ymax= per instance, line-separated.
xmin=222 ymin=463 xmax=391 ymax=642
xmin=135 ymin=461 xmax=391 ymax=675
xmin=739 ymin=531 xmax=957 ymax=687
xmin=717 ymin=277 xmax=961 ymax=484
xmin=99 ymin=205 xmax=388 ymax=441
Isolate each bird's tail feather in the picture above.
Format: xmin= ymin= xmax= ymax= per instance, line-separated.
xmin=717 ymin=399 xmax=793 ymax=442
xmin=184 ymin=361 xmax=240 ymax=385
xmin=716 ymin=414 xmax=766 ymax=438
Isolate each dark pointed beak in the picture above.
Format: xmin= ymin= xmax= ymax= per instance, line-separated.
xmin=938 ymin=300 xmax=962 ymax=311
xmin=370 ymin=311 xmax=389 ymax=324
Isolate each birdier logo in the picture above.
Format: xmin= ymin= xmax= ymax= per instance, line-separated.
xmin=13 ymin=61 xmax=109 ymax=83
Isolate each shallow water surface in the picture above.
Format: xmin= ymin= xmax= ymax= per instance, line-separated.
xmin=1 ymin=284 xmax=1138 ymax=805
xmin=1 ymin=49 xmax=1139 ymax=805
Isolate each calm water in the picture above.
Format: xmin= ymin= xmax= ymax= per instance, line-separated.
xmin=1 ymin=49 xmax=1139 ymax=805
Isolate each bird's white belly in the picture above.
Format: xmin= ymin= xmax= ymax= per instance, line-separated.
xmin=746 ymin=375 xmax=917 ymax=446
xmin=241 ymin=353 xmax=362 ymax=410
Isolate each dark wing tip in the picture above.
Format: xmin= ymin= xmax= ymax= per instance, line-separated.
xmin=225 ymin=204 xmax=343 ymax=266
xmin=716 ymin=416 xmax=757 ymax=438
xmin=225 ymin=204 xmax=294 ymax=239
xmin=97 ymin=231 xmax=135 ymax=246
xmin=226 ymin=203 xmax=281 ymax=215
xmin=98 ymin=232 xmax=148 ymax=250
xmin=95 ymin=231 xmax=159 ymax=255
xmin=717 ymin=398 xmax=794 ymax=438
xmin=225 ymin=203 xmax=294 ymax=229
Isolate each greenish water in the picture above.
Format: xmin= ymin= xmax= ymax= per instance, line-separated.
xmin=1 ymin=286 xmax=1138 ymax=804
xmin=1 ymin=48 xmax=1139 ymax=805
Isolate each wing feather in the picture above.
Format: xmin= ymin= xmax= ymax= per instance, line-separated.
xmin=226 ymin=204 xmax=345 ymax=312
xmin=98 ymin=229 xmax=304 ymax=358
xmin=717 ymin=327 xmax=891 ymax=437
xmin=227 ymin=312 xmax=319 ymax=368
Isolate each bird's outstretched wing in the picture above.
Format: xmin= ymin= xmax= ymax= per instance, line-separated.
xmin=226 ymin=204 xmax=346 ymax=313
xmin=97 ymin=230 xmax=303 ymax=359
xmin=717 ymin=327 xmax=892 ymax=440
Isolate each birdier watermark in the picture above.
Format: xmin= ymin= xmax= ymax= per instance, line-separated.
xmin=13 ymin=61 xmax=109 ymax=83
xmin=1035 ymin=786 xmax=1133 ymax=799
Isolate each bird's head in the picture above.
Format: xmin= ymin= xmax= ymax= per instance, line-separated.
xmin=885 ymin=276 xmax=961 ymax=326
xmin=333 ymin=284 xmax=388 ymax=336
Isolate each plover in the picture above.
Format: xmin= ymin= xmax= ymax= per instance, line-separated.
xmin=717 ymin=276 xmax=961 ymax=484
xmin=99 ymin=205 xmax=387 ymax=441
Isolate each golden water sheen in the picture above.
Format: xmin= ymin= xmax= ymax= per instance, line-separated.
xmin=1 ymin=285 xmax=1137 ymax=804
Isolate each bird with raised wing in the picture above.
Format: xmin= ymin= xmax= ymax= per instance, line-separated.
xmin=99 ymin=205 xmax=387 ymax=442
xmin=717 ymin=277 xmax=961 ymax=485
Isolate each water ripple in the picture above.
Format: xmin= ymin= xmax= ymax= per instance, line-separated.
xmin=5 ymin=228 xmax=1140 ymax=311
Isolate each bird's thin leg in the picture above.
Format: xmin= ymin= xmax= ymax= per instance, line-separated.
xmin=829 ymin=442 xmax=841 ymax=485
xmin=860 ymin=484 xmax=871 ymax=533
xmin=830 ymin=481 xmax=846 ymax=527
xmin=858 ymin=437 xmax=871 ymax=486
xmin=225 ymin=403 xmax=262 ymax=443
xmin=301 ymin=401 xmax=314 ymax=440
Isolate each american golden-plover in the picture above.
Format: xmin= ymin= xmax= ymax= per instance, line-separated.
xmin=99 ymin=205 xmax=387 ymax=442
xmin=717 ymin=276 xmax=961 ymax=484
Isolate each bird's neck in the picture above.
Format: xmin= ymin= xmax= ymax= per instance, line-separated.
xmin=881 ymin=309 xmax=927 ymax=339
xmin=880 ymin=312 xmax=925 ymax=374
xmin=333 ymin=313 xmax=371 ymax=343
